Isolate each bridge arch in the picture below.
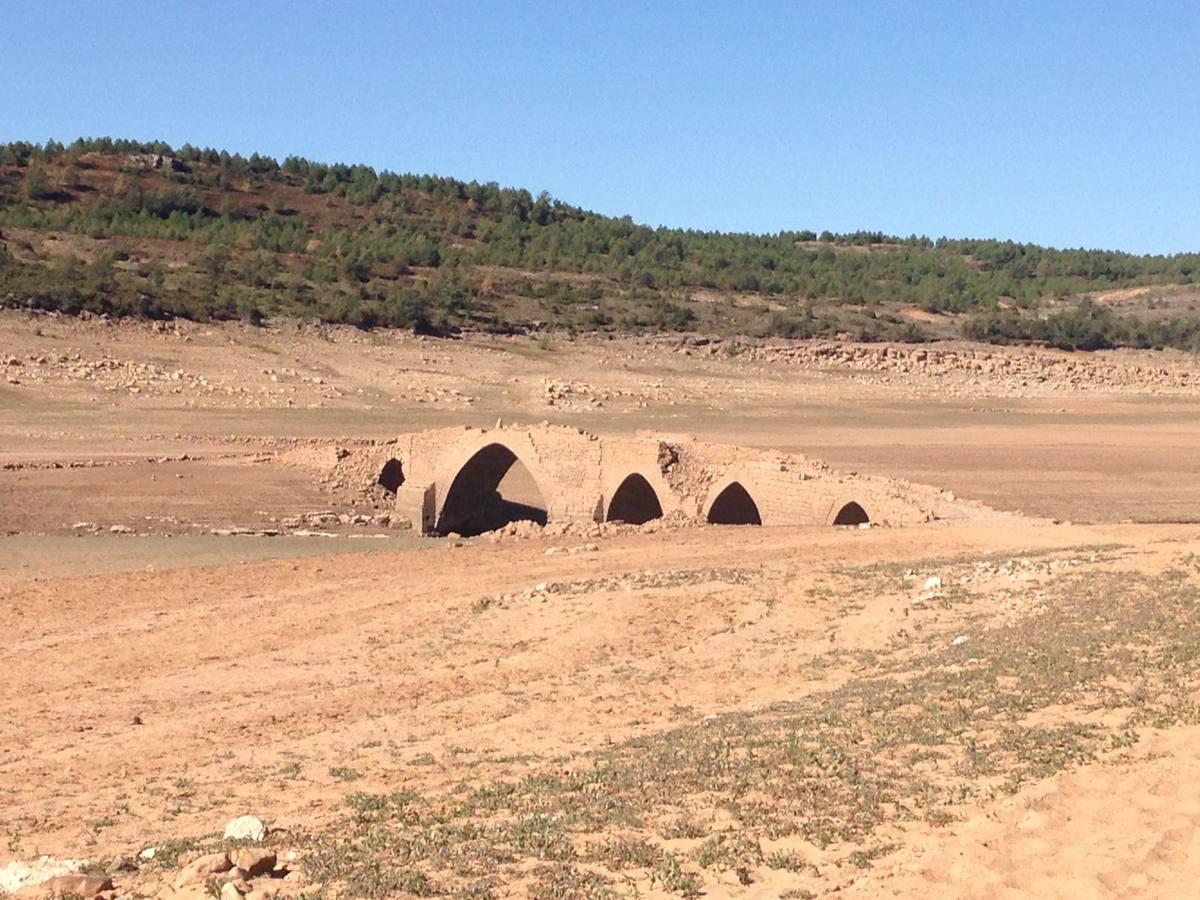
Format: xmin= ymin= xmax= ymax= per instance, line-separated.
xmin=704 ymin=477 xmax=762 ymax=526
xmin=434 ymin=439 xmax=553 ymax=536
xmin=377 ymin=458 xmax=405 ymax=493
xmin=604 ymin=471 xmax=665 ymax=524
xmin=830 ymin=500 xmax=870 ymax=526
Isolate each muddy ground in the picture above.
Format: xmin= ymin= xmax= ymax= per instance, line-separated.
xmin=2 ymin=310 xmax=1200 ymax=898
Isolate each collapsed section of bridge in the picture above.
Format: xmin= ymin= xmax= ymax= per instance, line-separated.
xmin=341 ymin=423 xmax=997 ymax=536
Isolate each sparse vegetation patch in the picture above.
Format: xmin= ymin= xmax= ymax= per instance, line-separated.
xmin=299 ymin=559 xmax=1200 ymax=896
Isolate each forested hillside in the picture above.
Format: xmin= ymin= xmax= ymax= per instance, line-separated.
xmin=2 ymin=138 xmax=1199 ymax=349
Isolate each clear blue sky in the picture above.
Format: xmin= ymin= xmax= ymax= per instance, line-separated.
xmin=2 ymin=1 xmax=1197 ymax=254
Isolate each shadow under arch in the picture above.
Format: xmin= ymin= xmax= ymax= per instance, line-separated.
xmin=706 ymin=480 xmax=762 ymax=525
xmin=832 ymin=500 xmax=870 ymax=526
xmin=605 ymin=472 xmax=664 ymax=525
xmin=435 ymin=442 xmax=549 ymax=536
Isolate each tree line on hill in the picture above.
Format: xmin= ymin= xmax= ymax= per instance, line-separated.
xmin=0 ymin=138 xmax=1198 ymax=350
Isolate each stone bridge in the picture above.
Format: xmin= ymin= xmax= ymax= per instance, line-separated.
xmin=344 ymin=424 xmax=985 ymax=536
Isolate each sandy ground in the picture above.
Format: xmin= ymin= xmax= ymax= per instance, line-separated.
xmin=845 ymin=722 xmax=1200 ymax=898
xmin=3 ymin=310 xmax=1200 ymax=898
xmin=3 ymin=312 xmax=1200 ymax=530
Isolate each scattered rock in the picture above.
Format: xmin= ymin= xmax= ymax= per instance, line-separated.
xmin=223 ymin=814 xmax=267 ymax=842
xmin=244 ymin=885 xmax=284 ymax=900
xmin=228 ymin=849 xmax=276 ymax=878
xmin=43 ymin=874 xmax=113 ymax=897
xmin=174 ymin=852 xmax=231 ymax=887
xmin=0 ymin=858 xmax=85 ymax=895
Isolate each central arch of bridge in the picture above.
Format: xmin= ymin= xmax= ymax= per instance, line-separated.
xmin=605 ymin=472 xmax=664 ymax=524
xmin=435 ymin=442 xmax=548 ymax=536
xmin=706 ymin=480 xmax=762 ymax=525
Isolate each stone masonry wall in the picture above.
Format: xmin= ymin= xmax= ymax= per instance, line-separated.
xmin=334 ymin=423 xmax=1009 ymax=534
